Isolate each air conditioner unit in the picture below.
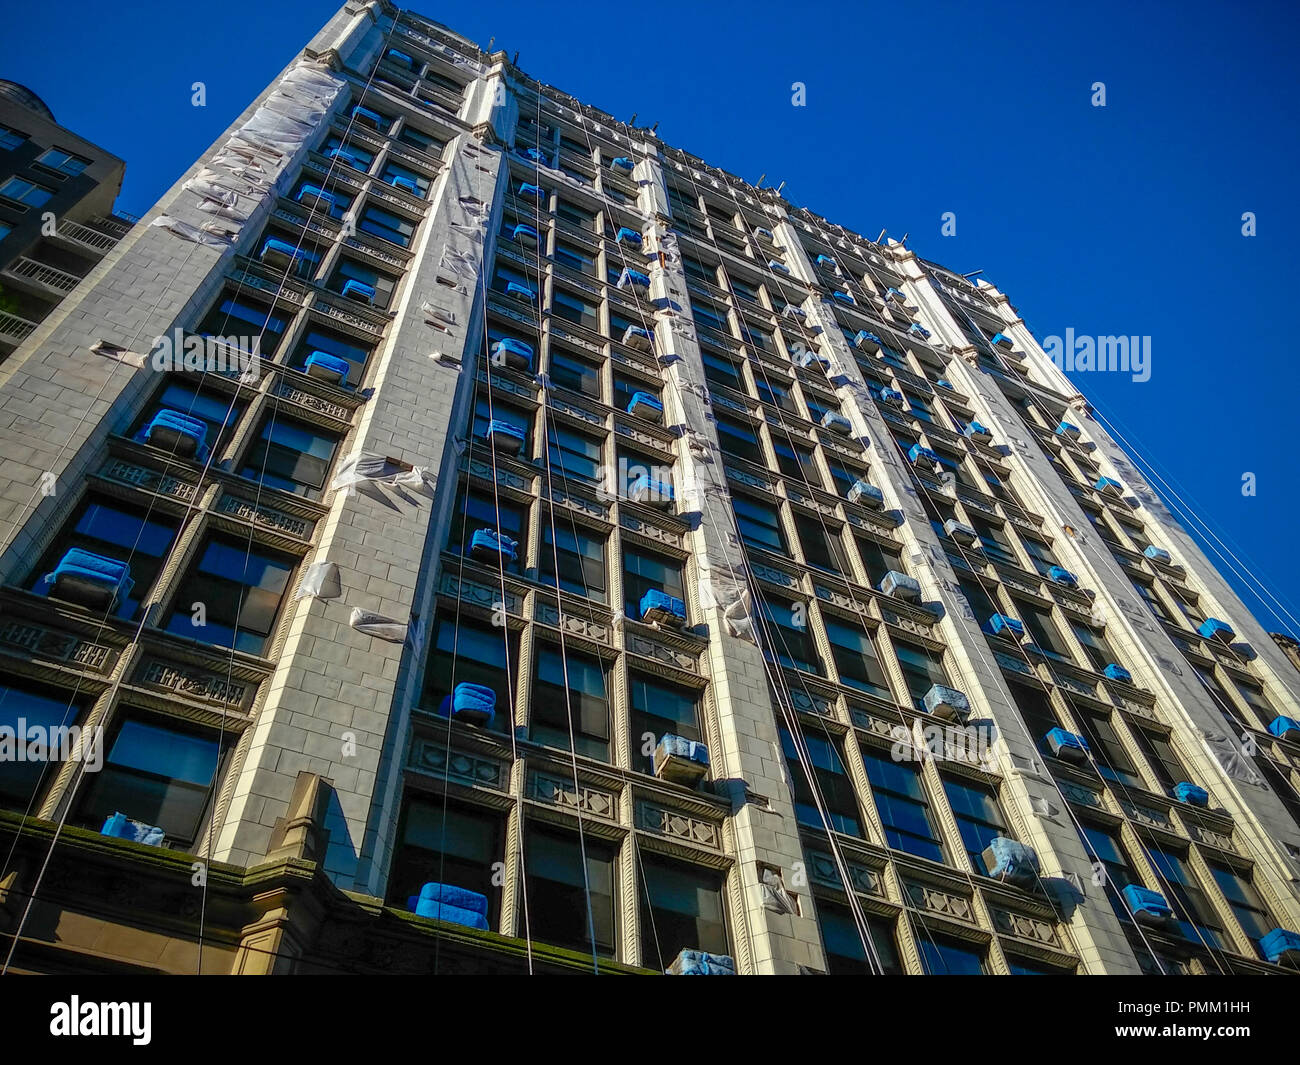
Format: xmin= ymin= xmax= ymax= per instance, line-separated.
xmin=878 ymin=387 xmax=905 ymax=408
xmin=437 ymin=682 xmax=497 ymax=728
xmin=1197 ymin=618 xmax=1235 ymax=644
xmin=908 ymin=444 xmax=939 ymax=467
xmin=491 ymin=337 xmax=533 ymax=371
xmin=1260 ymin=928 xmax=1300 ymax=966
xmin=389 ymin=175 xmax=420 ymax=196
xmin=982 ymin=837 xmax=1040 ymax=887
xmin=628 ymin=471 xmax=675 ymax=509
xmin=667 ymin=948 xmax=734 ymax=976
xmin=135 ymin=409 xmax=210 ymax=461
xmin=944 ymin=518 xmax=978 ymax=545
xmin=854 ymin=330 xmax=882 ymax=352
xmin=923 ymin=684 xmax=970 ymax=723
xmin=43 ymin=549 xmax=134 ymax=612
xmin=469 ymin=529 xmax=518 ymax=565
xmin=352 ymin=105 xmax=386 ymax=130
xmin=623 ymin=325 xmax=654 ymax=352
xmin=820 ymin=410 xmax=852 ymax=435
xmin=1122 ymin=884 xmax=1175 ymax=928
xmin=304 ymin=350 xmax=350 ymax=386
xmin=1048 ymin=565 xmax=1078 ymax=588
xmin=988 ymin=614 xmax=1025 ymax=639
xmin=768 ymin=259 xmax=790 ymax=274
xmin=626 ymin=391 xmax=663 ymax=422
xmin=1173 ymin=781 xmax=1209 ymax=808
xmin=1046 ymin=727 xmax=1090 ymax=765
xmin=963 ymin=421 xmax=992 ymax=444
xmin=1056 ymin=421 xmax=1081 ymax=440
xmin=101 ymin=813 xmax=164 ymax=848
xmin=782 ymin=304 xmax=806 ymax=321
xmin=1103 ymin=663 xmax=1133 ymax=683
xmin=908 ymin=323 xmax=932 ymax=341
xmin=615 ymin=226 xmax=643 ymax=246
xmin=753 ymin=227 xmax=775 ymax=243
xmin=484 ymin=419 xmax=526 ymax=455
xmin=1095 ymin=476 xmax=1124 ymax=498
xmin=879 ymin=570 xmax=921 ymax=602
xmin=340 ymin=279 xmax=376 ymax=305
xmin=611 ymin=156 xmax=635 ymax=171
xmin=815 ymin=253 xmax=838 ymax=270
xmin=518 ymin=182 xmax=545 ymax=199
xmin=990 ymin=332 xmax=1015 ymax=352
xmin=408 ymin=881 xmax=490 ymax=930
xmin=653 ymin=734 xmax=709 ymax=786
xmin=521 ymin=147 xmax=550 ymax=166
xmin=1143 ymin=545 xmax=1172 ymax=565
xmin=796 ymin=349 xmax=830 ymax=372
xmin=258 ymin=238 xmax=306 ymax=269
xmin=1268 ymin=716 xmax=1300 ymax=741
xmin=504 ymin=281 xmax=535 ymax=302
xmin=511 ymin=223 xmax=539 ymax=245
xmin=832 ymin=290 xmax=854 ymax=304
xmin=617 ymin=267 xmax=651 ymax=295
xmin=640 ymin=589 xmax=686 ymax=628
xmin=848 ymin=480 xmax=884 ymax=509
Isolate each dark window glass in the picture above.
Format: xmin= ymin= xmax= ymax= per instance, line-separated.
xmin=526 ymin=824 xmax=617 ymax=956
xmin=330 ymin=258 xmax=398 ymax=309
xmin=135 ymin=379 xmax=246 ymax=455
xmin=545 ymin=425 xmax=602 ymax=483
xmin=970 ymin=517 xmax=1016 ymax=566
xmin=1021 ymin=536 xmax=1059 ymax=577
xmin=818 ymin=903 xmax=903 ymax=975
xmin=795 ymin=515 xmax=846 ymax=574
xmin=426 ymin=615 xmax=516 ymax=733
xmin=763 ymin=598 xmax=821 ymax=675
xmin=1134 ymin=729 xmax=1185 ymax=790
xmin=894 ymin=641 xmax=948 ymax=711
xmin=290 ymin=327 xmax=372 ymax=380
xmin=0 ymin=681 xmax=85 ymax=809
xmin=638 ymin=857 xmax=728 ymax=971
xmin=164 ymin=537 xmax=295 ymax=654
xmin=1008 ymin=956 xmax=1075 ymax=975
xmin=824 ymin=619 xmax=890 ymax=699
xmin=1007 ymin=682 xmax=1061 ymax=749
xmin=239 ymin=416 xmax=338 ymax=499
xmin=359 ymin=205 xmax=417 ymax=247
xmin=780 ymin=728 xmax=861 ymax=836
xmin=623 ymin=549 xmax=684 ymax=621
xmin=857 ymin=537 xmax=904 ymax=587
xmin=196 ymin=292 xmax=290 ymax=352
xmin=1209 ymin=863 xmax=1273 ymax=950
xmin=539 ymin=522 xmax=606 ymax=602
xmin=916 ymin=932 xmax=986 ymax=975
xmin=1078 ymin=822 xmax=1137 ymax=923
xmin=773 ymin=438 xmax=817 ymax=482
xmin=629 ymin=676 xmax=701 ymax=775
xmin=714 ymin=415 xmax=758 ymax=457
xmin=1069 ymin=620 xmax=1118 ymax=672
xmin=1016 ymin=600 xmax=1071 ymax=660
xmin=942 ymin=777 xmax=1008 ymax=875
xmin=447 ymin=487 xmax=527 ymax=567
xmin=31 ymin=497 xmax=178 ymax=620
xmin=388 ymin=798 xmax=503 ymax=927
xmin=548 ymin=348 xmax=600 ymax=397
xmin=756 ymin=378 xmax=798 ymax=414
xmin=1149 ymin=846 xmax=1224 ymax=948
xmin=734 ymin=495 xmax=786 ymax=554
xmin=380 ymin=160 xmax=431 ymax=197
xmin=75 ymin=716 xmax=222 ymax=846
xmin=862 ymin=748 xmax=944 ymax=863
xmin=1075 ymin=709 xmax=1142 ymax=787
xmin=531 ymin=648 xmax=609 ymax=759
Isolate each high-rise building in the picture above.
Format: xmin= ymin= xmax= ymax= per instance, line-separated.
xmin=0 ymin=80 xmax=134 ymax=362
xmin=0 ymin=3 xmax=1297 ymax=976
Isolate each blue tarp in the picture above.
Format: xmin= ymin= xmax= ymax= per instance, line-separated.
xmin=641 ymin=588 xmax=685 ymax=623
xmin=45 ymin=549 xmax=134 ymax=608
xmin=304 ymin=350 xmax=350 ymax=385
xmin=667 ymin=948 xmax=734 ymax=975
xmin=341 ymin=279 xmax=375 ymax=303
xmin=135 ymin=409 xmax=210 ymax=461
xmin=470 ymin=529 xmax=518 ymax=563
xmin=101 ymin=812 xmax=165 ymax=847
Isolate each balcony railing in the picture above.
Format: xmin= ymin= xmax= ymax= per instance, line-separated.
xmin=0 ymin=310 xmax=41 ymax=344
xmin=5 ymin=256 xmax=82 ymax=291
xmin=56 ymin=219 xmax=120 ymax=252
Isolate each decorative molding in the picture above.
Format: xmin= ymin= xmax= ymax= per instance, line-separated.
xmin=0 ymin=621 xmax=115 ymax=673
xmin=138 ymin=659 xmax=248 ymax=708
xmin=530 ymin=772 xmax=616 ymax=819
xmin=412 ymin=741 xmax=504 ymax=789
xmin=636 ymin=801 xmax=720 ymax=848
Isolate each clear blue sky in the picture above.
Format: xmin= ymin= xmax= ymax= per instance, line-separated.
xmin=5 ymin=0 xmax=1298 ymax=635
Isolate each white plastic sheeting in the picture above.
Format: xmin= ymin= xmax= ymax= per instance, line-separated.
xmin=294 ymin=561 xmax=342 ymax=601
xmin=349 ymin=609 xmax=409 ymax=642
xmin=329 ymin=452 xmax=435 ymax=495
xmin=149 ymin=216 xmax=237 ymax=246
xmin=1201 ymin=728 xmax=1264 ymax=786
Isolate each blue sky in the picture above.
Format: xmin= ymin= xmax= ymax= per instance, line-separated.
xmin=5 ymin=0 xmax=1298 ymax=634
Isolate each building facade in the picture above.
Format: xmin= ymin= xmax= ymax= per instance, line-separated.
xmin=0 ymin=2 xmax=1298 ymax=975
xmin=0 ymin=81 xmax=133 ymax=362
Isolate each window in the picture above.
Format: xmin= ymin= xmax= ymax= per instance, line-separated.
xmin=0 ymin=680 xmax=85 ymax=809
xmin=292 ymin=176 xmax=351 ymax=220
xmin=856 ymin=536 xmax=905 ymax=588
xmin=548 ymin=348 xmax=600 ymax=397
xmin=795 ymin=515 xmax=846 ymax=574
xmin=1078 ymin=822 xmax=1138 ymax=922
xmin=0 ymin=124 xmax=27 ymax=151
xmin=555 ymin=200 xmax=594 ymax=232
xmin=692 ymin=301 xmax=730 ymax=335
xmin=828 ymin=460 xmax=866 ymax=498
xmin=0 ymin=222 xmax=10 ymax=242
xmin=1130 ymin=579 xmax=1172 ymax=622
xmin=197 ymin=291 xmax=289 ymax=353
xmin=943 ymin=777 xmax=1008 ymax=875
xmin=1169 ymin=586 xmax=1204 ymax=626
xmin=623 ymin=549 xmax=684 ymax=622
xmin=780 ymin=728 xmax=862 ymax=836
xmin=75 ymin=715 xmax=222 ymax=846
xmin=1021 ymin=536 xmax=1059 ymax=577
xmin=1008 ymin=956 xmax=1075 ymax=975
xmin=1148 ymin=846 xmax=1224 ymax=948
xmin=916 ymin=932 xmax=986 ymax=975
xmin=540 ymin=522 xmax=606 ymax=602
xmin=531 ymin=646 xmax=609 ymax=760
xmin=36 ymin=147 xmax=91 ymax=176
xmin=425 ymin=615 xmax=516 ymax=732
xmin=164 ymin=537 xmax=295 ymax=654
xmin=714 ymin=415 xmax=758 ymax=458
xmin=545 ymin=425 xmax=602 ymax=483
xmin=358 ymin=205 xmax=416 ymax=247
xmin=388 ymin=798 xmax=503 ymax=926
xmin=734 ymin=495 xmax=787 ymax=554
xmin=380 ymin=160 xmax=430 ymax=198
xmin=239 ymin=416 xmax=339 ymax=499
xmin=291 ymin=326 xmax=373 ymax=382
xmin=756 ymin=377 xmax=798 ymax=414
xmin=1134 ymin=729 xmax=1186 ymax=791
xmin=1209 ymin=863 xmax=1273 ymax=951
xmin=491 ymin=263 xmax=534 ymax=296
xmin=448 ymin=487 xmax=527 ymax=565
xmin=322 ymin=135 xmax=375 ymax=170
xmin=397 ymin=125 xmax=445 ymax=156
xmin=1016 ymin=600 xmax=1071 ymax=660
xmin=1075 ymin=708 xmax=1142 ymax=787
xmin=773 ymin=437 xmax=819 ymax=484
xmin=613 ymin=374 xmax=656 ymax=413
xmin=763 ymin=598 xmax=821 ymax=675
xmin=969 ymin=517 xmax=1017 ymax=566
xmin=894 ymin=641 xmax=948 ymax=711
xmin=1233 ymin=680 xmax=1277 ymax=726
xmin=134 ymin=378 xmax=246 ymax=457
xmin=330 ymin=258 xmax=399 ymax=309
xmin=629 ymin=675 xmax=701 ymax=775
xmin=824 ymin=618 xmax=890 ymax=699
xmin=552 ymin=289 xmax=597 ymax=329
xmin=1069 ymin=619 xmax=1119 ymax=672
xmin=861 ymin=748 xmax=944 ymax=863
xmin=818 ymin=903 xmax=903 ymax=975
xmin=0 ymin=176 xmax=54 ymax=207
xmin=982 ymin=468 xmax=1019 ymax=505
xmin=553 ymin=242 xmax=595 ymax=275
xmin=638 ymin=857 xmax=728 ymax=971
xmin=1007 ymin=681 xmax=1062 ymax=749
xmin=31 ymin=497 xmax=178 ymax=620
xmin=957 ymin=577 xmax=999 ymax=628
xmin=526 ymin=824 xmax=617 ymax=956
xmin=1192 ymin=664 xmax=1250 ymax=731
xmin=702 ymin=351 xmax=744 ymax=392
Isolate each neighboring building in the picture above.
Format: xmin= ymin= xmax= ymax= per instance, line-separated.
xmin=0 ymin=2 xmax=1298 ymax=976
xmin=0 ymin=79 xmax=134 ymax=361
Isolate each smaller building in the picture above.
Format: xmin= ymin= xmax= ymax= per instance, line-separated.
xmin=0 ymin=80 xmax=133 ymax=361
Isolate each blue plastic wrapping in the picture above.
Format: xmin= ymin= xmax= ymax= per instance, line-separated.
xmin=982 ymin=836 xmax=1040 ymax=884
xmin=989 ymin=614 xmax=1025 ymax=638
xmin=615 ymin=226 xmax=642 ymax=245
xmin=627 ymin=391 xmax=663 ymax=420
xmin=485 ymin=419 xmax=526 ymax=453
xmin=491 ymin=337 xmax=533 ymax=369
xmin=341 ymin=279 xmax=375 ymax=303
xmin=1268 ymin=716 xmax=1300 ymax=740
xmin=1197 ymin=618 xmax=1235 ymax=643
xmin=469 ymin=529 xmax=518 ymax=563
xmin=304 ymin=350 xmax=350 ymax=385
xmin=1260 ymin=927 xmax=1300 ymax=965
xmin=1048 ymin=565 xmax=1078 ymax=587
xmin=1173 ymin=781 xmax=1209 ymax=807
xmin=1123 ymin=884 xmax=1173 ymax=923
xmin=1103 ymin=663 xmax=1133 ymax=683
xmin=640 ymin=588 xmax=686 ymax=624
xmin=45 ymin=549 xmax=135 ymax=609
xmin=135 ymin=409 xmax=210 ymax=461
xmin=908 ymin=444 xmax=939 ymax=465
xmin=923 ymin=684 xmax=970 ymax=721
xmin=100 ymin=812 xmax=165 ymax=847
xmin=667 ymin=948 xmax=734 ymax=975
